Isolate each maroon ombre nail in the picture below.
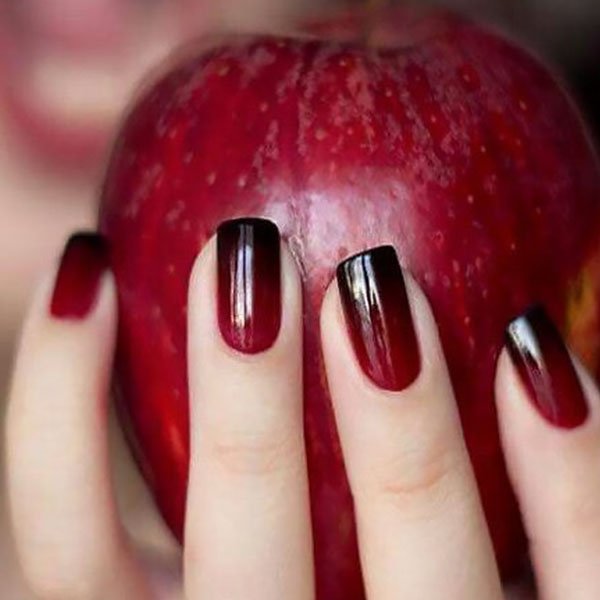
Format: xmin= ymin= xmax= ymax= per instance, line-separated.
xmin=50 ymin=233 xmax=109 ymax=319
xmin=217 ymin=218 xmax=281 ymax=353
xmin=337 ymin=245 xmax=420 ymax=391
xmin=505 ymin=305 xmax=588 ymax=429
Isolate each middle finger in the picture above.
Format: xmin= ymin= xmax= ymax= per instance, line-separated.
xmin=184 ymin=218 xmax=314 ymax=600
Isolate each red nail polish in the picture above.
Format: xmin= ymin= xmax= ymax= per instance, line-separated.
xmin=337 ymin=245 xmax=421 ymax=391
xmin=505 ymin=305 xmax=588 ymax=429
xmin=217 ymin=218 xmax=281 ymax=353
xmin=50 ymin=233 xmax=109 ymax=319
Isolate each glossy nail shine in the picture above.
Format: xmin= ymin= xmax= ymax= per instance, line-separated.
xmin=50 ymin=233 xmax=109 ymax=319
xmin=217 ymin=218 xmax=281 ymax=353
xmin=506 ymin=305 xmax=588 ymax=429
xmin=337 ymin=245 xmax=420 ymax=391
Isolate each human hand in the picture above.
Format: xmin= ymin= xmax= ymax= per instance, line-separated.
xmin=6 ymin=219 xmax=600 ymax=598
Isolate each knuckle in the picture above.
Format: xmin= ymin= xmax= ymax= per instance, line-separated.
xmin=554 ymin=493 xmax=600 ymax=548
xmin=21 ymin=545 xmax=112 ymax=600
xmin=207 ymin=425 xmax=301 ymax=477
xmin=24 ymin=566 xmax=100 ymax=600
xmin=362 ymin=438 xmax=466 ymax=516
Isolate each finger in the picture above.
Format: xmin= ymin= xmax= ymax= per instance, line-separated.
xmin=321 ymin=246 xmax=502 ymax=600
xmin=497 ymin=305 xmax=600 ymax=599
xmin=184 ymin=219 xmax=313 ymax=600
xmin=6 ymin=233 xmax=150 ymax=599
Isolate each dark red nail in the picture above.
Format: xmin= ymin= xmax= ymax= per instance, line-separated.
xmin=505 ymin=305 xmax=588 ymax=429
xmin=217 ymin=218 xmax=281 ymax=353
xmin=337 ymin=245 xmax=420 ymax=391
xmin=50 ymin=233 xmax=109 ymax=319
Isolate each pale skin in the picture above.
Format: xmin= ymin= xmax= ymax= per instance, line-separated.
xmin=6 ymin=235 xmax=600 ymax=599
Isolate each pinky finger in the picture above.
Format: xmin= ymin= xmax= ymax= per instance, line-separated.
xmin=496 ymin=305 xmax=600 ymax=599
xmin=6 ymin=233 xmax=151 ymax=600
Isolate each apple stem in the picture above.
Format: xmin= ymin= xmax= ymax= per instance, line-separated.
xmin=367 ymin=0 xmax=388 ymax=11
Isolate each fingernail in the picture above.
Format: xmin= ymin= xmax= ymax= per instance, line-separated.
xmin=337 ymin=245 xmax=420 ymax=391
xmin=505 ymin=305 xmax=588 ymax=429
xmin=50 ymin=232 xmax=109 ymax=319
xmin=217 ymin=218 xmax=281 ymax=353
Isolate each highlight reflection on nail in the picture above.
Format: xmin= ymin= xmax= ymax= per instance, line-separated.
xmin=337 ymin=246 xmax=420 ymax=391
xmin=506 ymin=305 xmax=588 ymax=429
xmin=217 ymin=218 xmax=281 ymax=354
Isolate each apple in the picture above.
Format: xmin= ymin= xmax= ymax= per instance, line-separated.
xmin=99 ymin=7 xmax=600 ymax=598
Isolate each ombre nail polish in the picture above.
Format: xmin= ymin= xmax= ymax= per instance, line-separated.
xmin=337 ymin=245 xmax=420 ymax=391
xmin=505 ymin=305 xmax=588 ymax=429
xmin=217 ymin=218 xmax=281 ymax=353
xmin=50 ymin=233 xmax=109 ymax=319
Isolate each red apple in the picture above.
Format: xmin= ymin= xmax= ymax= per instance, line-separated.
xmin=99 ymin=7 xmax=600 ymax=598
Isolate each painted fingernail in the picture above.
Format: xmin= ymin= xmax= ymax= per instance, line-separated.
xmin=217 ymin=218 xmax=281 ymax=353
xmin=50 ymin=232 xmax=109 ymax=319
xmin=337 ymin=245 xmax=420 ymax=391
xmin=505 ymin=305 xmax=588 ymax=429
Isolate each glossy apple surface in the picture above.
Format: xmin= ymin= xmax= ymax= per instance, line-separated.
xmin=99 ymin=8 xmax=600 ymax=598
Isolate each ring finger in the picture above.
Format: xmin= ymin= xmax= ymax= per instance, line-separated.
xmin=321 ymin=246 xmax=502 ymax=600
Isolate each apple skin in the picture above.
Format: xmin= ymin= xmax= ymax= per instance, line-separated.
xmin=100 ymin=8 xmax=600 ymax=598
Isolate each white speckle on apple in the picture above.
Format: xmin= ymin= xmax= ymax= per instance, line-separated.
xmin=206 ymin=172 xmax=217 ymax=186
xmin=166 ymin=200 xmax=185 ymax=227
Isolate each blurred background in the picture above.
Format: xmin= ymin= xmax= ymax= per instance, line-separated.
xmin=0 ymin=0 xmax=597 ymax=596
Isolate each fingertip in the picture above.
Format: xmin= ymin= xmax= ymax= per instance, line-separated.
xmin=320 ymin=259 xmax=452 ymax=403
xmin=570 ymin=355 xmax=600 ymax=424
xmin=494 ymin=349 xmax=519 ymax=409
xmin=402 ymin=272 xmax=444 ymax=380
xmin=187 ymin=236 xmax=217 ymax=344
xmin=280 ymin=241 xmax=303 ymax=329
xmin=92 ymin=271 xmax=118 ymax=325
xmin=188 ymin=236 xmax=217 ymax=322
xmin=319 ymin=277 xmax=344 ymax=354
xmin=187 ymin=229 xmax=302 ymax=365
